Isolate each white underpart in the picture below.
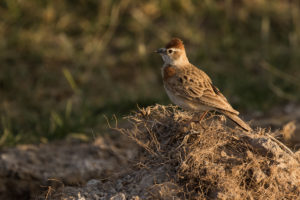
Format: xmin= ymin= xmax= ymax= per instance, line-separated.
xmin=165 ymin=87 xmax=212 ymax=111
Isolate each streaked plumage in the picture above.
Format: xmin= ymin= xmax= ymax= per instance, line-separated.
xmin=156 ymin=38 xmax=251 ymax=131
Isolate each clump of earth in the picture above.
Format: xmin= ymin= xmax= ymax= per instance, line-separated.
xmin=1 ymin=104 xmax=300 ymax=200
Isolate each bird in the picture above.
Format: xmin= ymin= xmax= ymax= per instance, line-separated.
xmin=155 ymin=38 xmax=252 ymax=132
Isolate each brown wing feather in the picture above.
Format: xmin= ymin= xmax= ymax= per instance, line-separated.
xmin=164 ymin=64 xmax=239 ymax=115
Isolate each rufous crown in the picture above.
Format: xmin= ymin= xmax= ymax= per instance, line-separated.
xmin=165 ymin=38 xmax=185 ymax=50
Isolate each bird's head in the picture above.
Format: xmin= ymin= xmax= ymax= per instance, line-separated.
xmin=155 ymin=38 xmax=189 ymax=66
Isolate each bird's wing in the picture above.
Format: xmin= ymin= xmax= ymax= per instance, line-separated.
xmin=164 ymin=64 xmax=239 ymax=115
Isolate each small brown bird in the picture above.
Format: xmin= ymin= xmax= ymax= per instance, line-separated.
xmin=155 ymin=38 xmax=251 ymax=131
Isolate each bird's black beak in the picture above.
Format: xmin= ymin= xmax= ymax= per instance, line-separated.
xmin=154 ymin=48 xmax=166 ymax=54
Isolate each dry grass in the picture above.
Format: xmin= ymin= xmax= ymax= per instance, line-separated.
xmin=1 ymin=0 xmax=300 ymax=145
xmin=117 ymin=105 xmax=300 ymax=199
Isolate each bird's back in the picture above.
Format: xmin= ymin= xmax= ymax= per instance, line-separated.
xmin=163 ymin=63 xmax=239 ymax=115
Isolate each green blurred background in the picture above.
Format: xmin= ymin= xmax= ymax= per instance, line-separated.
xmin=0 ymin=0 xmax=300 ymax=146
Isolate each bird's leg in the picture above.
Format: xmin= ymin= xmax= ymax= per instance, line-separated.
xmin=192 ymin=111 xmax=208 ymax=123
xmin=198 ymin=111 xmax=208 ymax=122
xmin=189 ymin=111 xmax=209 ymax=129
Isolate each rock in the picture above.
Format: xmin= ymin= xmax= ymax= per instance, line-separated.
xmin=110 ymin=193 xmax=126 ymax=200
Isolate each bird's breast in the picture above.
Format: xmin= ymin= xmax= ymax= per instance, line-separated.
xmin=162 ymin=65 xmax=176 ymax=81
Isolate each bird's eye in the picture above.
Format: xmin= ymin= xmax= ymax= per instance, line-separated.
xmin=168 ymin=49 xmax=173 ymax=54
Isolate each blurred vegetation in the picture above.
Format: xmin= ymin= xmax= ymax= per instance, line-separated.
xmin=0 ymin=0 xmax=300 ymax=146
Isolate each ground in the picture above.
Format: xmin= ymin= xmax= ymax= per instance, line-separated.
xmin=0 ymin=104 xmax=300 ymax=200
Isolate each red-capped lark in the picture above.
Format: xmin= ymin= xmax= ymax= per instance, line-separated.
xmin=155 ymin=38 xmax=251 ymax=131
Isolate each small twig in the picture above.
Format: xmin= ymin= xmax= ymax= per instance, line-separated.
xmin=43 ymin=178 xmax=64 ymax=200
xmin=266 ymin=133 xmax=294 ymax=156
xmin=90 ymin=128 xmax=96 ymax=141
xmin=113 ymin=114 xmax=118 ymax=128
xmin=103 ymin=115 xmax=111 ymax=129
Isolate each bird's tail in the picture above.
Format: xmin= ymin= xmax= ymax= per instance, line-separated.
xmin=222 ymin=111 xmax=252 ymax=132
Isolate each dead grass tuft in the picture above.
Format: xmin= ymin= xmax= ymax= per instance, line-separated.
xmin=118 ymin=104 xmax=300 ymax=199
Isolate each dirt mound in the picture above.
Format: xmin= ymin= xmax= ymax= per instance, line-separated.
xmin=51 ymin=105 xmax=300 ymax=199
